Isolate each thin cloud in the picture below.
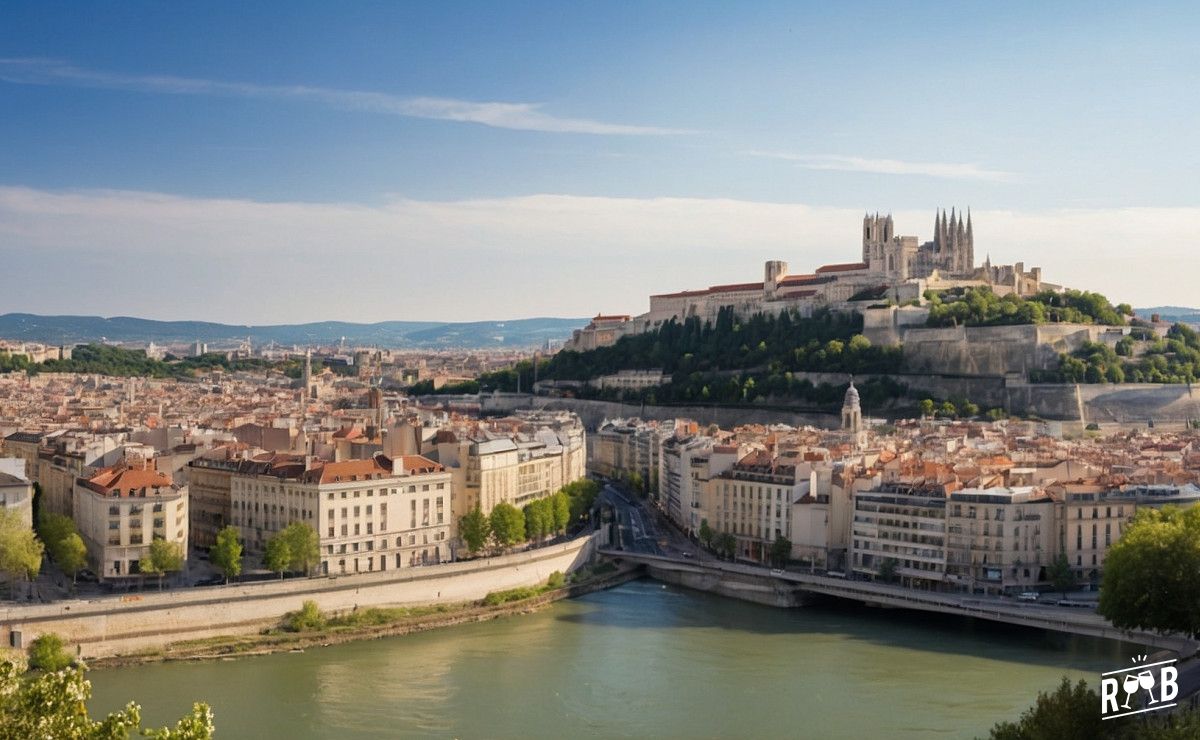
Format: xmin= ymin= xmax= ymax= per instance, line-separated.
xmin=0 ymin=186 xmax=1194 ymax=322
xmin=0 ymin=58 xmax=691 ymax=136
xmin=746 ymin=150 xmax=1015 ymax=182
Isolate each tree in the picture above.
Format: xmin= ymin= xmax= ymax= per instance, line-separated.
xmin=770 ymin=536 xmax=792 ymax=568
xmin=278 ymin=522 xmax=320 ymax=575
xmin=0 ymin=509 xmax=43 ymax=594
xmin=938 ymin=400 xmax=957 ymax=419
xmin=57 ymin=533 xmax=87 ymax=585
xmin=1048 ymin=552 xmax=1076 ymax=599
xmin=987 ymin=677 xmax=1113 ymax=740
xmin=209 ymin=526 xmax=243 ymax=583
xmin=264 ymin=536 xmax=291 ymax=578
xmin=144 ymin=538 xmax=184 ymax=590
xmin=550 ymin=491 xmax=571 ymax=534
xmin=27 ymin=633 xmax=73 ymax=672
xmin=523 ymin=499 xmax=552 ymax=543
xmin=459 ymin=506 xmax=491 ymax=555
xmin=489 ymin=502 xmax=526 ymax=550
xmin=877 ymin=557 xmax=899 ymax=584
xmin=1099 ymin=506 xmax=1200 ymax=638
xmin=0 ymin=657 xmax=214 ymax=738
xmin=918 ymin=398 xmax=935 ymax=418
xmin=715 ymin=532 xmax=737 ymax=561
xmin=698 ymin=519 xmax=714 ymax=550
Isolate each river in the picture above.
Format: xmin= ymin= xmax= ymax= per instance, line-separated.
xmin=88 ymin=580 xmax=1134 ymax=738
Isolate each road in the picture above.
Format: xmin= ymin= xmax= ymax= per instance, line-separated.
xmin=599 ymin=484 xmax=663 ymax=556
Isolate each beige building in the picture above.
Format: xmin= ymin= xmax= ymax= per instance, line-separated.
xmin=588 ymin=418 xmax=664 ymax=490
xmin=432 ymin=422 xmax=586 ymax=517
xmin=73 ymin=464 xmax=189 ymax=582
xmin=945 ymin=487 xmax=1056 ymax=595
xmin=851 ymin=483 xmax=947 ymax=589
xmin=0 ymin=460 xmax=33 ymax=530
xmin=230 ymin=453 xmax=453 ymax=575
xmin=186 ymin=450 xmax=241 ymax=550
xmin=709 ymin=449 xmax=812 ymax=563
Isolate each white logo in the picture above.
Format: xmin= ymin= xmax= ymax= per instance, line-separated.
xmin=1100 ymin=654 xmax=1179 ymax=720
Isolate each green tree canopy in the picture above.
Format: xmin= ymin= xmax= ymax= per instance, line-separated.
xmin=489 ymin=502 xmax=526 ymax=549
xmin=264 ymin=536 xmax=291 ymax=578
xmin=1099 ymin=506 xmax=1200 ymax=638
xmin=550 ymin=491 xmax=571 ymax=534
xmin=1048 ymin=552 xmax=1076 ymax=598
xmin=0 ymin=509 xmax=43 ymax=586
xmin=458 ymin=506 xmax=491 ymax=555
xmin=144 ymin=539 xmax=184 ymax=590
xmin=770 ymin=536 xmax=792 ymax=568
xmin=209 ymin=526 xmax=243 ymax=583
xmin=987 ymin=677 xmax=1111 ymax=740
xmin=698 ymin=519 xmax=714 ymax=549
xmin=57 ymin=533 xmax=88 ymax=584
xmin=278 ymin=522 xmax=320 ymax=575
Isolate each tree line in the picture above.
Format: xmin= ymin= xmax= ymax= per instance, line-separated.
xmin=1035 ymin=323 xmax=1200 ymax=384
xmin=925 ymin=286 xmax=1131 ymax=328
xmin=458 ymin=480 xmax=599 ymax=557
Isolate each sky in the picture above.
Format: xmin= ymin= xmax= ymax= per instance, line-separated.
xmin=1 ymin=1 xmax=1198 ymax=324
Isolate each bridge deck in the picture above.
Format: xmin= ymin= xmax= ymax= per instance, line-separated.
xmin=600 ymin=549 xmax=1198 ymax=656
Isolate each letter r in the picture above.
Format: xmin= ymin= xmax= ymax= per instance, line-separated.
xmin=1101 ymin=678 xmax=1120 ymax=714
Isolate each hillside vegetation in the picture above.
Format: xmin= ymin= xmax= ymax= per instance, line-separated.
xmin=925 ymin=286 xmax=1131 ymax=327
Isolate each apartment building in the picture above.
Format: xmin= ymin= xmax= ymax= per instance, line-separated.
xmin=186 ymin=450 xmax=241 ymax=550
xmin=230 ymin=452 xmax=453 ymax=575
xmin=589 ymin=418 xmax=665 ymax=489
xmin=710 ymin=449 xmax=810 ymax=563
xmin=0 ymin=460 xmax=33 ymax=529
xmin=945 ymin=486 xmax=1056 ymax=595
xmin=432 ymin=418 xmax=585 ymax=516
xmin=73 ymin=464 xmax=189 ymax=581
xmin=660 ymin=434 xmax=715 ymax=535
xmin=851 ymin=483 xmax=948 ymax=589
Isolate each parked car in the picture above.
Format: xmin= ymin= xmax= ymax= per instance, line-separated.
xmin=1018 ymin=591 xmax=1040 ymax=601
xmin=76 ymin=569 xmax=98 ymax=583
xmin=192 ymin=575 xmax=225 ymax=587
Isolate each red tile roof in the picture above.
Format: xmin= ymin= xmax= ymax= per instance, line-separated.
xmin=815 ymin=262 xmax=869 ymax=274
xmin=83 ymin=465 xmax=173 ymax=497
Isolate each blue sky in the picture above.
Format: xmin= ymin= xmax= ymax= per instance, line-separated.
xmin=1 ymin=1 xmax=1197 ymax=323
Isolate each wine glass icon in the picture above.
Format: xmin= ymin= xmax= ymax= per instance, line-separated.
xmin=1121 ymin=673 xmax=1141 ymax=709
xmin=1138 ymin=670 xmax=1158 ymax=704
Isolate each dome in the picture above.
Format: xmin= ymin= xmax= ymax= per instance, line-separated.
xmin=842 ymin=382 xmax=860 ymax=409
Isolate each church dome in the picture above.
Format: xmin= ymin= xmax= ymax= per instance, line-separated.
xmin=843 ymin=382 xmax=860 ymax=409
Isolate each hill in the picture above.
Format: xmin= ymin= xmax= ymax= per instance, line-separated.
xmin=0 ymin=314 xmax=587 ymax=349
xmin=1136 ymin=306 xmax=1200 ymax=325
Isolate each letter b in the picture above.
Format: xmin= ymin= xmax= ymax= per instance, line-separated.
xmin=1160 ymin=666 xmax=1179 ymax=703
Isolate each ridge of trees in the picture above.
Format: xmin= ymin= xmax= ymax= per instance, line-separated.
xmin=925 ymin=286 xmax=1130 ymax=328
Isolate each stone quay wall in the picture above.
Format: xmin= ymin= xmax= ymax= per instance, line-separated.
xmin=0 ymin=534 xmax=598 ymax=660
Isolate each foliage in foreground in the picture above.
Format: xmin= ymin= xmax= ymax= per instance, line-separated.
xmin=27 ymin=633 xmax=73 ymax=672
xmin=985 ymin=676 xmax=1200 ymax=739
xmin=1099 ymin=505 xmax=1200 ymax=639
xmin=0 ymin=657 xmax=213 ymax=739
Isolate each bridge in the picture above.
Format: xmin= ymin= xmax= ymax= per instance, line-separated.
xmin=599 ymin=549 xmax=1199 ymax=656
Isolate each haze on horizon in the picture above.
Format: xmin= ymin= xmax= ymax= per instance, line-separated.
xmin=2 ymin=1 xmax=1197 ymax=325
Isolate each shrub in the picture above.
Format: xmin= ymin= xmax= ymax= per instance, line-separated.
xmin=27 ymin=633 xmax=73 ymax=672
xmin=283 ymin=600 xmax=327 ymax=632
xmin=547 ymin=571 xmax=566 ymax=589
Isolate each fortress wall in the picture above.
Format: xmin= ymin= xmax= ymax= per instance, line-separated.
xmin=900 ymin=324 xmax=1103 ymax=377
xmin=0 ymin=534 xmax=597 ymax=660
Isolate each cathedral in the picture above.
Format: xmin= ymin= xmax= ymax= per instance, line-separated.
xmin=862 ymin=208 xmax=974 ymax=281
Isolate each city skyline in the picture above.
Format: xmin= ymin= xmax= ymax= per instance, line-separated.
xmin=2 ymin=2 xmax=1198 ymax=322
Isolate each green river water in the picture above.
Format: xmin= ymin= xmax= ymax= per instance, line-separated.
xmin=88 ymin=579 xmax=1136 ymax=739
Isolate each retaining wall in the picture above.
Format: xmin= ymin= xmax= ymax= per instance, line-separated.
xmin=0 ymin=534 xmax=597 ymax=659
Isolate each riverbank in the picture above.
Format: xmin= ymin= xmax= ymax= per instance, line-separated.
xmin=88 ymin=562 xmax=638 ymax=669
xmin=1 ymin=533 xmax=600 ymax=659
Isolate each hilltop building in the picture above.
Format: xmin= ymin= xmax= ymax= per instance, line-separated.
xmin=567 ymin=209 xmax=1051 ymax=351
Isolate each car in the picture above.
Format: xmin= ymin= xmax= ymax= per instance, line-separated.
xmin=192 ymin=575 xmax=225 ymax=587
xmin=1018 ymin=591 xmax=1040 ymax=601
xmin=76 ymin=569 xmax=98 ymax=583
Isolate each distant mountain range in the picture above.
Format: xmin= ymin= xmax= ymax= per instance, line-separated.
xmin=1136 ymin=306 xmax=1200 ymax=324
xmin=0 ymin=313 xmax=588 ymax=349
